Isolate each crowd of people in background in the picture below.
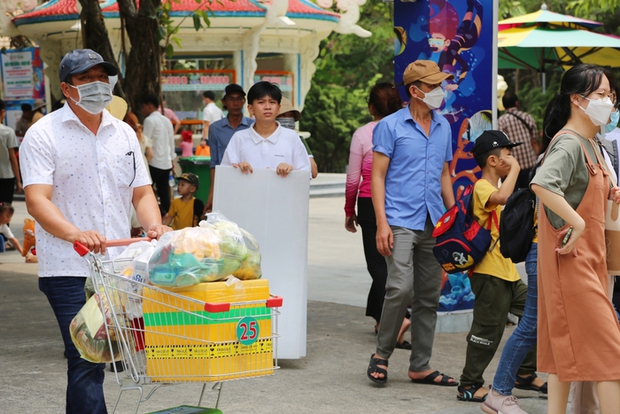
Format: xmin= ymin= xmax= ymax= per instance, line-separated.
xmin=2 ymin=48 xmax=620 ymax=414
xmin=351 ymin=60 xmax=620 ymax=414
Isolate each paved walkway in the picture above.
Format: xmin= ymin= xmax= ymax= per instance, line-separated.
xmin=0 ymin=197 xmax=555 ymax=413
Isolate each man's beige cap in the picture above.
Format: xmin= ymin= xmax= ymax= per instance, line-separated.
xmin=403 ymin=60 xmax=454 ymax=85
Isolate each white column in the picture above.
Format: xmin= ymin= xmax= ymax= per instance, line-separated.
xmin=298 ymin=31 xmax=331 ymax=112
xmin=242 ymin=25 xmax=266 ymax=91
xmin=232 ymin=50 xmax=243 ymax=87
xmin=38 ymin=38 xmax=63 ymax=100
xmin=282 ymin=53 xmax=299 ymax=106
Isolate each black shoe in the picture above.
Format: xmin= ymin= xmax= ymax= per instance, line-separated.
xmin=109 ymin=361 xmax=125 ymax=372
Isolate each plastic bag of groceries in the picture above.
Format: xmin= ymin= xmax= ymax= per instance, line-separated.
xmin=69 ymin=292 xmax=121 ymax=363
xmin=148 ymin=212 xmax=262 ymax=287
xmin=83 ymin=240 xmax=155 ymax=297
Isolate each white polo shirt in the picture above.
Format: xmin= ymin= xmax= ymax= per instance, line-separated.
xmin=203 ymin=102 xmax=224 ymax=125
xmin=221 ymin=122 xmax=311 ymax=175
xmin=143 ymin=110 xmax=175 ymax=170
xmin=19 ymin=104 xmax=151 ymax=277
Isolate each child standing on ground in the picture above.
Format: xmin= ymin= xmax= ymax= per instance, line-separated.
xmin=221 ymin=81 xmax=310 ymax=177
xmin=457 ymin=130 xmax=538 ymax=404
xmin=162 ymin=173 xmax=205 ymax=230
xmin=0 ymin=203 xmax=24 ymax=254
xmin=180 ymin=130 xmax=194 ymax=157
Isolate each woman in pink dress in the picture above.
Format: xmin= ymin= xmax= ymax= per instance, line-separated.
xmin=344 ymin=83 xmax=408 ymax=344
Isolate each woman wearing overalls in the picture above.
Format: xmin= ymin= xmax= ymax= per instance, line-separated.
xmin=532 ymin=64 xmax=620 ymax=414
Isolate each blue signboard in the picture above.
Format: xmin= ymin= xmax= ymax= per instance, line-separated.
xmin=394 ymin=0 xmax=496 ymax=312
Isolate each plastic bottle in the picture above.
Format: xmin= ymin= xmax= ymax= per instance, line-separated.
xmin=169 ymin=172 xmax=175 ymax=187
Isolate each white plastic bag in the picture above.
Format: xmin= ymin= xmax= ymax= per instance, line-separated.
xmin=148 ymin=212 xmax=262 ymax=287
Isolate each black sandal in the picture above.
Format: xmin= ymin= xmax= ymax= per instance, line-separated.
xmin=457 ymin=383 xmax=488 ymax=402
xmin=395 ymin=340 xmax=412 ymax=350
xmin=410 ymin=370 xmax=458 ymax=386
xmin=515 ymin=373 xmax=548 ymax=394
xmin=367 ymin=354 xmax=388 ymax=385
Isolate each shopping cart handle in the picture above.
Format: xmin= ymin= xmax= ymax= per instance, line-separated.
xmin=73 ymin=237 xmax=152 ymax=256
xmin=204 ymin=302 xmax=231 ymax=313
xmin=267 ymin=296 xmax=283 ymax=308
xmin=73 ymin=241 xmax=90 ymax=257
xmin=106 ymin=237 xmax=152 ymax=247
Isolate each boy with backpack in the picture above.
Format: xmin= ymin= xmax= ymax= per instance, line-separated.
xmin=457 ymin=130 xmax=539 ymax=405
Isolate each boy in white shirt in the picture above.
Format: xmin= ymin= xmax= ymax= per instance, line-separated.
xmin=221 ymin=81 xmax=311 ymax=177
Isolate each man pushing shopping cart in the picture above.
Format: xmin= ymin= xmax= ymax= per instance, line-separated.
xmin=19 ymin=49 xmax=172 ymax=414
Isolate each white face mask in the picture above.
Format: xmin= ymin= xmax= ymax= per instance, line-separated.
xmin=69 ymin=81 xmax=113 ymax=114
xmin=108 ymin=74 xmax=118 ymax=91
xmin=278 ymin=118 xmax=296 ymax=130
xmin=415 ymin=85 xmax=444 ymax=109
xmin=580 ymin=96 xmax=615 ymax=126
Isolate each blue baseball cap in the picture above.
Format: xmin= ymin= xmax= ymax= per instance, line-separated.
xmin=59 ymin=49 xmax=118 ymax=83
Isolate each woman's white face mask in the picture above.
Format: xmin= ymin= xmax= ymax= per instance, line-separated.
xmin=579 ymin=95 xmax=615 ymax=127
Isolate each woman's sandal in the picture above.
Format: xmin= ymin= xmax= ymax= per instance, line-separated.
xmin=457 ymin=383 xmax=488 ymax=402
xmin=515 ymin=373 xmax=548 ymax=394
xmin=367 ymin=354 xmax=388 ymax=385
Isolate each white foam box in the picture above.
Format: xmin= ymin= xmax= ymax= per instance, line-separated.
xmin=213 ymin=166 xmax=310 ymax=359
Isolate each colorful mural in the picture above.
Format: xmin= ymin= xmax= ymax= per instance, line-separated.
xmin=394 ymin=0 xmax=495 ymax=312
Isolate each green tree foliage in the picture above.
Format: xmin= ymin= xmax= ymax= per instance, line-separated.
xmin=160 ymin=0 xmax=213 ymax=58
xmin=301 ymin=0 xmax=394 ymax=173
xmin=303 ymin=76 xmax=378 ymax=172
xmin=567 ymin=0 xmax=620 ymax=22
xmin=498 ymin=0 xmax=527 ymax=19
xmin=74 ymin=0 xmax=213 ymax=111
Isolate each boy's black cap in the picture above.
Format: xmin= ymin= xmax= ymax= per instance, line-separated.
xmin=223 ymin=84 xmax=245 ymax=99
xmin=471 ymin=130 xmax=522 ymax=157
xmin=178 ymin=173 xmax=199 ymax=189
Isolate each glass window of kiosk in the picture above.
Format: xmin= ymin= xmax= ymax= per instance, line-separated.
xmin=255 ymin=54 xmax=294 ymax=104
xmin=162 ymin=57 xmax=234 ymax=134
xmin=161 ymin=54 xmax=294 ymax=132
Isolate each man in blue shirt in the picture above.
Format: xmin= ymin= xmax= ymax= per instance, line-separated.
xmin=204 ymin=83 xmax=253 ymax=213
xmin=367 ymin=60 xmax=457 ymax=386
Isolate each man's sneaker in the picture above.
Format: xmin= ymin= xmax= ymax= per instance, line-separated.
xmin=481 ymin=387 xmax=528 ymax=414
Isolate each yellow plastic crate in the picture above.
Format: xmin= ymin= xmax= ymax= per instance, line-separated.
xmin=142 ymin=279 xmax=275 ymax=382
